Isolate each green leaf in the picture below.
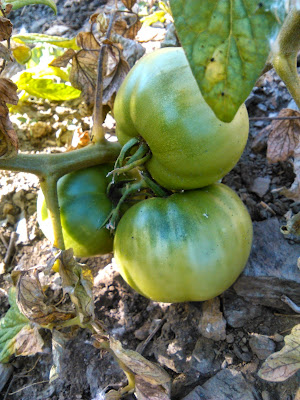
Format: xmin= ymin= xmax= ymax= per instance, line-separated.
xmin=16 ymin=71 xmax=81 ymax=101
xmin=2 ymin=0 xmax=56 ymax=13
xmin=0 ymin=288 xmax=30 ymax=363
xmin=13 ymin=34 xmax=79 ymax=50
xmin=170 ymin=0 xmax=286 ymax=122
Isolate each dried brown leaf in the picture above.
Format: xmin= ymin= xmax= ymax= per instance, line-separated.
xmin=89 ymin=13 xmax=99 ymax=24
xmin=0 ymin=17 xmax=12 ymax=41
xmin=69 ymin=34 xmax=99 ymax=106
xmin=15 ymin=325 xmax=44 ymax=357
xmin=0 ymin=42 xmax=10 ymax=61
xmin=280 ymin=143 xmax=300 ymax=201
xmin=267 ymin=109 xmax=300 ymax=163
xmin=16 ymin=269 xmax=75 ymax=326
xmin=50 ymin=48 xmax=75 ymax=68
xmin=135 ymin=376 xmax=171 ymax=400
xmin=59 ymin=249 xmax=94 ymax=321
xmin=0 ymin=77 xmax=18 ymax=105
xmin=121 ymin=0 xmax=136 ymax=10
xmin=76 ymin=31 xmax=100 ymax=51
xmin=113 ymin=19 xmax=128 ymax=36
xmin=103 ymin=54 xmax=130 ymax=104
xmin=281 ymin=212 xmax=300 ymax=236
xmin=125 ymin=19 xmax=142 ymax=40
xmin=109 ymin=337 xmax=170 ymax=387
xmin=0 ymin=103 xmax=18 ymax=159
xmin=258 ymin=324 xmax=300 ymax=382
xmin=5 ymin=4 xmax=13 ymax=14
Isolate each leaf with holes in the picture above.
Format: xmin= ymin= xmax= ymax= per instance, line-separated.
xmin=170 ymin=0 xmax=285 ymax=122
xmin=258 ymin=324 xmax=300 ymax=382
xmin=267 ymin=109 xmax=300 ymax=163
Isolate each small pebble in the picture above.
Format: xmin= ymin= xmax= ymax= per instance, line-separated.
xmin=226 ymin=333 xmax=235 ymax=343
xmin=273 ymin=333 xmax=284 ymax=342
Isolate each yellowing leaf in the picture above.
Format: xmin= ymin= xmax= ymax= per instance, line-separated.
xmin=170 ymin=0 xmax=285 ymax=122
xmin=2 ymin=0 xmax=56 ymax=13
xmin=141 ymin=11 xmax=166 ymax=26
xmin=12 ymin=44 xmax=32 ymax=64
xmin=15 ymin=71 xmax=81 ymax=101
xmin=13 ymin=34 xmax=79 ymax=49
xmin=258 ymin=324 xmax=300 ymax=382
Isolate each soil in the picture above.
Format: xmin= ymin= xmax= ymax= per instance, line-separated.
xmin=1 ymin=2 xmax=300 ymax=400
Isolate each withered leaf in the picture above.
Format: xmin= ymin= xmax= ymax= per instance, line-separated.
xmin=0 ymin=78 xmax=18 ymax=105
xmin=281 ymin=212 xmax=300 ymax=236
xmin=0 ymin=17 xmax=13 ymax=41
xmin=258 ymin=324 xmax=300 ymax=382
xmin=280 ymin=143 xmax=300 ymax=201
xmin=0 ymin=42 xmax=10 ymax=61
xmin=0 ymin=103 xmax=18 ymax=159
xmin=103 ymin=54 xmax=130 ymax=104
xmin=50 ymin=48 xmax=75 ymax=68
xmin=267 ymin=109 xmax=300 ymax=163
xmin=113 ymin=19 xmax=128 ymax=36
xmin=76 ymin=31 xmax=100 ymax=50
xmin=5 ymin=4 xmax=13 ymax=14
xmin=121 ymin=0 xmax=136 ymax=10
xmin=59 ymin=249 xmax=95 ymax=321
xmin=109 ymin=337 xmax=170 ymax=387
xmin=15 ymin=325 xmax=44 ymax=357
xmin=135 ymin=376 xmax=171 ymax=400
xmin=89 ymin=13 xmax=99 ymax=25
xmin=16 ymin=269 xmax=75 ymax=326
xmin=69 ymin=34 xmax=100 ymax=106
xmin=125 ymin=19 xmax=142 ymax=40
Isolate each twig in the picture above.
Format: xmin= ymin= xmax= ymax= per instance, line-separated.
xmin=249 ymin=116 xmax=300 ymax=121
xmin=9 ymin=380 xmax=49 ymax=395
xmin=92 ymin=6 xmax=118 ymax=142
xmin=0 ymin=231 xmax=8 ymax=249
xmin=281 ymin=295 xmax=300 ymax=313
xmin=136 ymin=315 xmax=167 ymax=355
xmin=260 ymin=201 xmax=276 ymax=215
xmin=4 ymin=231 xmax=18 ymax=268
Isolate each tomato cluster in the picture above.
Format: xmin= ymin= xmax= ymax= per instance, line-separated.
xmin=38 ymin=47 xmax=253 ymax=303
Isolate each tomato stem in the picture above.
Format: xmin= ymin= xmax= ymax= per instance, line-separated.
xmin=114 ymin=137 xmax=140 ymax=168
xmin=40 ymin=176 xmax=65 ymax=250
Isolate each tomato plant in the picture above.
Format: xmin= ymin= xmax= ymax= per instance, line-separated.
xmin=114 ymin=183 xmax=253 ymax=303
xmin=113 ymin=47 xmax=249 ymax=190
xmin=37 ymin=164 xmax=113 ymax=257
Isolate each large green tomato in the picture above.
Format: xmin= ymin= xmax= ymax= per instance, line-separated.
xmin=114 ymin=47 xmax=249 ymax=190
xmin=114 ymin=184 xmax=252 ymax=303
xmin=37 ymin=165 xmax=113 ymax=257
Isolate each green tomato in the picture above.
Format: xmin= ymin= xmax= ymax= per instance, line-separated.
xmin=114 ymin=184 xmax=252 ymax=303
xmin=37 ymin=165 xmax=113 ymax=257
xmin=114 ymin=47 xmax=249 ymax=190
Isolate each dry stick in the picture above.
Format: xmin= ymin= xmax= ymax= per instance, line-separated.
xmin=136 ymin=315 xmax=167 ymax=355
xmin=4 ymin=231 xmax=18 ymax=268
xmin=281 ymin=295 xmax=300 ymax=313
xmin=92 ymin=7 xmax=118 ymax=143
xmin=0 ymin=231 xmax=8 ymax=249
xmin=249 ymin=116 xmax=300 ymax=121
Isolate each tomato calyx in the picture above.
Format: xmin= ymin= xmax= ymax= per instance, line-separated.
xmin=107 ymin=137 xmax=151 ymax=179
xmin=104 ymin=169 xmax=171 ymax=232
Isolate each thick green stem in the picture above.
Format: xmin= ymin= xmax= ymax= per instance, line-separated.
xmin=40 ymin=177 xmax=64 ymax=250
xmin=0 ymin=141 xmax=120 ymax=178
xmin=272 ymin=7 xmax=300 ymax=108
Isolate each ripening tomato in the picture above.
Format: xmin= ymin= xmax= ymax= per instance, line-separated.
xmin=114 ymin=183 xmax=252 ymax=303
xmin=37 ymin=165 xmax=113 ymax=257
xmin=114 ymin=47 xmax=249 ymax=190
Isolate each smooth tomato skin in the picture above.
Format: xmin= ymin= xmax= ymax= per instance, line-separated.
xmin=114 ymin=47 xmax=249 ymax=190
xmin=37 ymin=165 xmax=113 ymax=257
xmin=114 ymin=184 xmax=253 ymax=303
